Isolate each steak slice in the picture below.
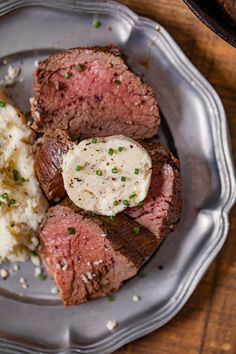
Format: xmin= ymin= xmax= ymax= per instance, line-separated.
xmin=39 ymin=201 xmax=159 ymax=306
xmin=31 ymin=46 xmax=160 ymax=140
xmin=125 ymin=141 xmax=181 ymax=240
xmin=34 ymin=129 xmax=73 ymax=200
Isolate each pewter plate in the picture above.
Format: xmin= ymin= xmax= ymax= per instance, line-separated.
xmin=0 ymin=1 xmax=235 ymax=353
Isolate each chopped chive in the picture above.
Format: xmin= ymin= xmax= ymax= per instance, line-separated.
xmin=134 ymin=168 xmax=140 ymax=175
xmin=0 ymin=100 xmax=6 ymax=108
xmin=113 ymin=200 xmax=119 ymax=206
xmin=109 ymin=215 xmax=115 ymax=221
xmin=9 ymin=199 xmax=16 ymax=205
xmin=76 ymin=64 xmax=84 ymax=72
xmin=118 ymin=146 xmax=124 ymax=152
xmin=123 ymin=199 xmax=129 ymax=206
xmin=13 ymin=169 xmax=19 ymax=181
xmin=112 ymin=167 xmax=118 ymax=174
xmin=108 ymin=148 xmax=114 ymax=156
xmin=92 ymin=19 xmax=101 ymax=28
xmin=107 ymin=295 xmax=114 ymax=302
xmin=132 ymin=226 xmax=141 ymax=234
xmin=75 ymin=165 xmax=81 ymax=172
xmin=121 ymin=176 xmax=126 ymax=182
xmin=64 ymin=72 xmax=71 ymax=79
xmin=1 ymin=192 xmax=8 ymax=199
xmin=138 ymin=201 xmax=144 ymax=207
xmin=12 ymin=170 xmax=27 ymax=183
xmin=114 ymin=79 xmax=121 ymax=85
xmin=96 ymin=169 xmax=103 ymax=176
xmin=67 ymin=227 xmax=75 ymax=235
xmin=129 ymin=193 xmax=136 ymax=199
xmin=38 ymin=273 xmax=47 ymax=281
xmin=92 ymin=137 xmax=97 ymax=144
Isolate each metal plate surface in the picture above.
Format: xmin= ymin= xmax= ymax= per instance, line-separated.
xmin=0 ymin=1 xmax=235 ymax=353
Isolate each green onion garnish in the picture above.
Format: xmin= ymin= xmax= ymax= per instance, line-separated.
xmin=75 ymin=165 xmax=81 ymax=172
xmin=121 ymin=176 xmax=126 ymax=182
xmin=134 ymin=168 xmax=140 ymax=175
xmin=92 ymin=19 xmax=101 ymax=28
xmin=12 ymin=169 xmax=27 ymax=183
xmin=38 ymin=273 xmax=48 ymax=281
xmin=64 ymin=72 xmax=71 ymax=79
xmin=113 ymin=200 xmax=119 ymax=206
xmin=114 ymin=79 xmax=121 ymax=85
xmin=132 ymin=226 xmax=141 ymax=234
xmin=109 ymin=215 xmax=115 ymax=221
xmin=108 ymin=148 xmax=114 ymax=156
xmin=118 ymin=146 xmax=124 ymax=152
xmin=9 ymin=199 xmax=16 ymax=205
xmin=138 ymin=201 xmax=144 ymax=207
xmin=1 ymin=193 xmax=8 ymax=199
xmin=67 ymin=227 xmax=75 ymax=235
xmin=107 ymin=295 xmax=114 ymax=302
xmin=112 ymin=167 xmax=118 ymax=174
xmin=92 ymin=137 xmax=97 ymax=144
xmin=96 ymin=169 xmax=103 ymax=176
xmin=123 ymin=200 xmax=129 ymax=206
xmin=76 ymin=64 xmax=83 ymax=71
xmin=129 ymin=193 xmax=136 ymax=199
xmin=0 ymin=100 xmax=6 ymax=108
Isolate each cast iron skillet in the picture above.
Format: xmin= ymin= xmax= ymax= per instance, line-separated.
xmin=183 ymin=0 xmax=236 ymax=47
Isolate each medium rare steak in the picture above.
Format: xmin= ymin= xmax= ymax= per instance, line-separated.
xmin=31 ymin=46 xmax=160 ymax=140
xmin=125 ymin=142 xmax=181 ymax=240
xmin=34 ymin=129 xmax=73 ymax=200
xmin=39 ymin=201 xmax=159 ymax=306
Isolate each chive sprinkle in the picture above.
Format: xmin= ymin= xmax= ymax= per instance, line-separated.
xmin=75 ymin=165 xmax=81 ymax=172
xmin=132 ymin=226 xmax=141 ymax=234
xmin=92 ymin=137 xmax=97 ymax=144
xmin=109 ymin=215 xmax=115 ymax=221
xmin=67 ymin=227 xmax=75 ymax=235
xmin=129 ymin=193 xmax=136 ymax=199
xmin=38 ymin=273 xmax=48 ymax=281
xmin=64 ymin=72 xmax=71 ymax=79
xmin=108 ymin=148 xmax=114 ymax=156
xmin=123 ymin=199 xmax=129 ymax=206
xmin=12 ymin=170 xmax=27 ymax=183
xmin=107 ymin=295 xmax=114 ymax=302
xmin=112 ymin=167 xmax=118 ymax=174
xmin=76 ymin=64 xmax=83 ymax=71
xmin=1 ymin=193 xmax=8 ymax=199
xmin=92 ymin=19 xmax=101 ymax=28
xmin=0 ymin=100 xmax=6 ymax=108
xmin=121 ymin=176 xmax=126 ymax=182
xmin=9 ymin=199 xmax=16 ymax=205
xmin=118 ymin=146 xmax=124 ymax=152
xmin=134 ymin=168 xmax=140 ymax=175
xmin=138 ymin=201 xmax=144 ymax=207
xmin=114 ymin=79 xmax=121 ymax=85
xmin=113 ymin=200 xmax=119 ymax=206
xmin=96 ymin=169 xmax=103 ymax=176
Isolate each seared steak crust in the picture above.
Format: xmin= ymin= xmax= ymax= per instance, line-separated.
xmin=39 ymin=201 xmax=159 ymax=306
xmin=31 ymin=46 xmax=160 ymax=140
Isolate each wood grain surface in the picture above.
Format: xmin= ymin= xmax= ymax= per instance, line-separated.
xmin=115 ymin=1 xmax=236 ymax=353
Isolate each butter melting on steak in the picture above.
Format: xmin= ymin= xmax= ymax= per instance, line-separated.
xmin=39 ymin=201 xmax=159 ymax=306
xmin=30 ymin=46 xmax=160 ymax=140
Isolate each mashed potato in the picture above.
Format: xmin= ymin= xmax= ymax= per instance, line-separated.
xmin=0 ymin=89 xmax=48 ymax=262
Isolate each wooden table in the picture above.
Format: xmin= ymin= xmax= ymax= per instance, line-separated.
xmin=115 ymin=1 xmax=236 ymax=353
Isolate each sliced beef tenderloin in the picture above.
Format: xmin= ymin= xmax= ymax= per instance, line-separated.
xmin=31 ymin=46 xmax=160 ymax=140
xmin=34 ymin=129 xmax=73 ymax=201
xmin=39 ymin=200 xmax=159 ymax=306
xmin=125 ymin=141 xmax=181 ymax=241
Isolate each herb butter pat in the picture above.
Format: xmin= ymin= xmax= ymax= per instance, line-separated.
xmin=62 ymin=135 xmax=152 ymax=216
